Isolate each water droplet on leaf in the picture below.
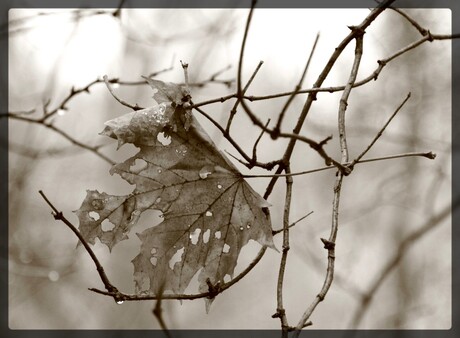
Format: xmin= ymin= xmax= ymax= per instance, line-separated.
xmin=217 ymin=184 xmax=222 ymax=189
xmin=199 ymin=166 xmax=213 ymax=179
xmin=48 ymin=270 xmax=60 ymax=282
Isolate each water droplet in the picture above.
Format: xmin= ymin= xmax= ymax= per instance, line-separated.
xmin=246 ymin=223 xmax=251 ymax=229
xmin=199 ymin=166 xmax=213 ymax=179
xmin=48 ymin=270 xmax=60 ymax=282
xmin=91 ymin=199 xmax=104 ymax=210
xmin=151 ymin=103 xmax=170 ymax=125
xmin=217 ymin=184 xmax=222 ymax=189
xmin=116 ymin=300 xmax=124 ymax=305
xmin=239 ymin=226 xmax=244 ymax=231
xmin=205 ymin=210 xmax=213 ymax=217
xmin=157 ymin=168 xmax=163 ymax=174
xmin=223 ymin=244 xmax=230 ymax=253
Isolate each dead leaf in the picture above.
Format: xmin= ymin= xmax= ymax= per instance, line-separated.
xmin=76 ymin=79 xmax=275 ymax=303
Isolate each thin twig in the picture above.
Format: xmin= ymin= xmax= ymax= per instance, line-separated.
xmin=226 ymin=60 xmax=264 ymax=132
xmin=8 ymin=114 xmax=115 ymax=165
xmin=263 ymin=0 xmax=395 ymax=202
xmin=103 ymin=75 xmax=142 ymax=111
xmin=351 ymin=92 xmax=411 ymax=167
xmin=388 ymin=7 xmax=428 ymax=36
xmin=274 ymin=32 xmax=320 ymax=135
xmin=272 ymin=211 xmax=314 ymax=236
xmin=294 ymin=26 xmax=365 ymax=336
xmin=38 ymin=191 xmax=122 ymax=300
xmin=243 ymin=151 xmax=436 ymax=179
xmin=252 ymin=118 xmax=270 ymax=162
xmin=273 ymin=166 xmax=293 ymax=335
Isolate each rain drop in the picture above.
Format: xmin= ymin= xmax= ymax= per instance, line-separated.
xmin=217 ymin=184 xmax=222 ymax=189
xmin=157 ymin=168 xmax=163 ymax=174
xmin=48 ymin=270 xmax=60 ymax=282
xmin=199 ymin=167 xmax=213 ymax=179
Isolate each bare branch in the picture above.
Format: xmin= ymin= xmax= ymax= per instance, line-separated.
xmin=273 ymin=166 xmax=293 ymax=335
xmin=351 ymin=92 xmax=411 ymax=167
xmin=274 ymin=32 xmax=320 ymax=135
xmin=103 ymin=75 xmax=143 ymax=111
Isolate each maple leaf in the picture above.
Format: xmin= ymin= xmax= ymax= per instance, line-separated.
xmin=76 ymin=79 xmax=275 ymax=304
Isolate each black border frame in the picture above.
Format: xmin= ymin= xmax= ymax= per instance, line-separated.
xmin=1 ymin=0 xmax=458 ymax=337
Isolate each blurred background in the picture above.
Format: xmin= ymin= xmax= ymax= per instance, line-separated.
xmin=7 ymin=5 xmax=452 ymax=330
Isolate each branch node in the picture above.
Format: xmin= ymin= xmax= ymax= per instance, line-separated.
xmin=206 ymin=278 xmax=221 ymax=299
xmin=320 ymin=238 xmax=335 ymax=250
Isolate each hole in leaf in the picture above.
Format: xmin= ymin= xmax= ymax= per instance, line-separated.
xmin=223 ymin=274 xmax=231 ymax=283
xmin=151 ymin=248 xmax=157 ymax=255
xmin=217 ymin=184 xmax=222 ymax=189
xmin=157 ymin=132 xmax=172 ymax=146
xmin=89 ymin=211 xmax=100 ymax=221
xmin=203 ymin=229 xmax=210 ymax=244
xmin=189 ymin=228 xmax=201 ymax=245
xmin=205 ymin=210 xmax=213 ymax=217
xmin=169 ymin=247 xmax=184 ymax=269
xmin=223 ymin=243 xmax=230 ymax=253
xmin=215 ymin=231 xmax=221 ymax=239
xmin=239 ymin=226 xmax=244 ymax=231
xmin=130 ymin=159 xmax=148 ymax=173
xmin=150 ymin=256 xmax=158 ymax=266
xmin=246 ymin=222 xmax=251 ymax=229
xmin=101 ymin=219 xmax=115 ymax=232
